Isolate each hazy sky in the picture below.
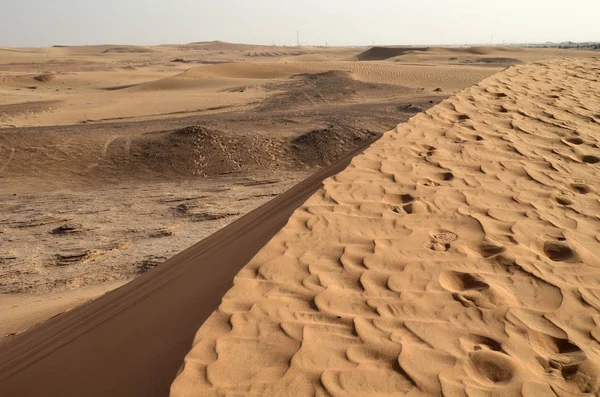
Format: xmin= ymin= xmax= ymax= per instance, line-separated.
xmin=1 ymin=0 xmax=598 ymax=47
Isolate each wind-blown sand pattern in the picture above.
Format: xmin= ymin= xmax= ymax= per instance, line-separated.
xmin=172 ymin=58 xmax=600 ymax=396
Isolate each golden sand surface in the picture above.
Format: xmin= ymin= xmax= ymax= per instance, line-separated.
xmin=172 ymin=58 xmax=600 ymax=397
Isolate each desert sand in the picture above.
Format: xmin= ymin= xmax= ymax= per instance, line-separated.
xmin=3 ymin=43 xmax=564 ymax=337
xmin=0 ymin=43 xmax=599 ymax=396
xmin=2 ymin=44 xmax=595 ymax=129
xmin=171 ymin=58 xmax=600 ymax=396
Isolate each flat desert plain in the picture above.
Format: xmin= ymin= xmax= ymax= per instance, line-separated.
xmin=0 ymin=42 xmax=598 ymax=396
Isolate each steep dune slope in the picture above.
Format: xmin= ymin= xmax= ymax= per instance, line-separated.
xmin=172 ymin=58 xmax=600 ymax=396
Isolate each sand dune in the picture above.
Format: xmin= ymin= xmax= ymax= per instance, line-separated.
xmin=389 ymin=46 xmax=598 ymax=66
xmin=185 ymin=61 xmax=499 ymax=91
xmin=353 ymin=45 xmax=530 ymax=62
xmin=172 ymin=58 xmax=600 ymax=396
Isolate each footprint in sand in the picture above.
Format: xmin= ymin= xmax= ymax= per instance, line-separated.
xmin=439 ymin=271 xmax=518 ymax=309
xmin=440 ymin=271 xmax=489 ymax=293
xmin=581 ymin=155 xmax=600 ymax=164
xmin=413 ymin=144 xmax=437 ymax=158
xmin=438 ymin=171 xmax=454 ymax=181
xmin=460 ymin=334 xmax=503 ymax=353
xmin=418 ymin=178 xmax=441 ymax=187
xmin=564 ymin=137 xmax=584 ymax=145
xmin=425 ymin=230 xmax=458 ymax=251
xmin=468 ymin=351 xmax=515 ymax=385
xmin=400 ymin=194 xmax=414 ymax=203
xmin=422 ymin=145 xmax=437 ymax=156
xmin=555 ymin=196 xmax=573 ymax=206
xmin=440 ymin=271 xmax=493 ymax=308
xmin=404 ymin=201 xmax=429 ymax=215
xmin=386 ymin=194 xmax=429 ymax=215
xmin=543 ymin=241 xmax=575 ymax=262
xmin=571 ymin=183 xmax=591 ymax=194
xmin=478 ymin=241 xmax=506 ymax=258
xmin=528 ymin=329 xmax=599 ymax=392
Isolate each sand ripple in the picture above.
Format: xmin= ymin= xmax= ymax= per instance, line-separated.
xmin=171 ymin=58 xmax=600 ymax=396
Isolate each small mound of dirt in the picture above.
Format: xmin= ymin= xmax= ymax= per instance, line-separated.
xmin=136 ymin=256 xmax=167 ymax=274
xmin=128 ymin=126 xmax=279 ymax=177
xmin=463 ymin=46 xmax=500 ymax=55
xmin=476 ymin=58 xmax=524 ymax=65
xmin=50 ymin=223 xmax=83 ymax=235
xmin=355 ymin=46 xmax=429 ymax=61
xmin=34 ymin=74 xmax=57 ymax=83
xmin=260 ymin=71 xmax=415 ymax=112
xmin=102 ymin=47 xmax=152 ymax=54
xmin=301 ymin=70 xmax=355 ymax=80
xmin=246 ymin=50 xmax=307 ymax=57
xmin=398 ymin=104 xmax=423 ymax=113
xmin=290 ymin=126 xmax=380 ymax=166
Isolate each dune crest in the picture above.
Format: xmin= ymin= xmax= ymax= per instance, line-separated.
xmin=171 ymin=58 xmax=600 ymax=396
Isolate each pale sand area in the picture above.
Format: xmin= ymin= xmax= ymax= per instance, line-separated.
xmin=172 ymin=58 xmax=600 ymax=396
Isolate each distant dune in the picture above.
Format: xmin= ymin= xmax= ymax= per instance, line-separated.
xmin=354 ymin=45 xmax=526 ymax=61
xmin=1 ymin=43 xmax=596 ymax=128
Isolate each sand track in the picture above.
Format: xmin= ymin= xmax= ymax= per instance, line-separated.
xmin=172 ymin=58 xmax=600 ymax=396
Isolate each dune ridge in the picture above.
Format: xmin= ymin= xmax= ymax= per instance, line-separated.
xmin=171 ymin=58 xmax=600 ymax=396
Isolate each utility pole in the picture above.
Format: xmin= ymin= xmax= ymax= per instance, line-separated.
xmin=297 ymin=30 xmax=300 ymax=47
